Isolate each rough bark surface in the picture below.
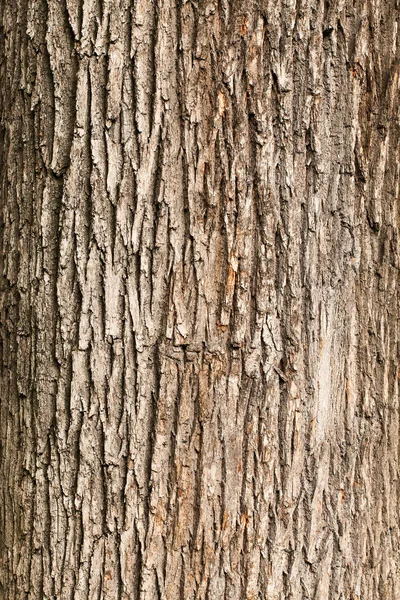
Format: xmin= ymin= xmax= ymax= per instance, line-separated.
xmin=1 ymin=0 xmax=400 ymax=598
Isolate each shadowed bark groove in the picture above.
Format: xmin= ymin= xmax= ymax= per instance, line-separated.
xmin=1 ymin=0 xmax=400 ymax=599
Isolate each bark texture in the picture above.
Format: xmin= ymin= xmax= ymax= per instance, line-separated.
xmin=1 ymin=0 xmax=400 ymax=598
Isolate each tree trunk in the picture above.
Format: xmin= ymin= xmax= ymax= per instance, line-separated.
xmin=1 ymin=0 xmax=399 ymax=598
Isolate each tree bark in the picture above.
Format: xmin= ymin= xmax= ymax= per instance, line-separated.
xmin=1 ymin=0 xmax=399 ymax=598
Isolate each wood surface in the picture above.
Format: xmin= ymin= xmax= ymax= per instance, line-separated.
xmin=1 ymin=0 xmax=399 ymax=598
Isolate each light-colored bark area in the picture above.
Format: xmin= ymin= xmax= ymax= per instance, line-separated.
xmin=1 ymin=0 xmax=400 ymax=598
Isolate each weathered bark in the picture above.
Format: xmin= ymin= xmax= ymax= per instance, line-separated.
xmin=1 ymin=0 xmax=399 ymax=598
